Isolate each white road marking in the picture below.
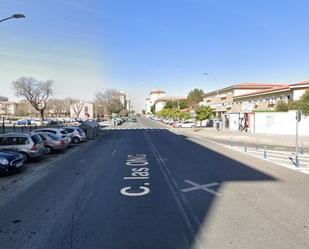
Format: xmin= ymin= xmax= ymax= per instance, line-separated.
xmin=181 ymin=180 xmax=221 ymax=196
xmin=111 ymin=149 xmax=117 ymax=157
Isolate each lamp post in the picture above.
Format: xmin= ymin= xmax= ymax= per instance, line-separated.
xmin=203 ymin=73 xmax=220 ymax=128
xmin=0 ymin=14 xmax=25 ymax=23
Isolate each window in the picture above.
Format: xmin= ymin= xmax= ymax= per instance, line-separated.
xmin=0 ymin=137 xmax=15 ymax=146
xmin=39 ymin=134 xmax=47 ymax=141
xmin=16 ymin=137 xmax=29 ymax=145
xmin=84 ymin=106 xmax=89 ymax=113
xmin=31 ymin=135 xmax=42 ymax=144
xmin=47 ymin=133 xmax=60 ymax=140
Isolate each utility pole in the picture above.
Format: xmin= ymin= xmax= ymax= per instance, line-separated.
xmin=295 ymin=110 xmax=301 ymax=167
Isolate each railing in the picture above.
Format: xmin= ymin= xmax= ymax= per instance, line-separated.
xmin=0 ymin=117 xmax=73 ymax=134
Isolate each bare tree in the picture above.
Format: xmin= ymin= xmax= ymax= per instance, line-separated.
xmin=69 ymin=98 xmax=84 ymax=118
xmin=47 ymin=98 xmax=69 ymax=117
xmin=12 ymin=77 xmax=53 ymax=123
xmin=94 ymin=89 xmax=123 ymax=117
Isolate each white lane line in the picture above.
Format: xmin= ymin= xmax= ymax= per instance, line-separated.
xmin=112 ymin=149 xmax=117 ymax=157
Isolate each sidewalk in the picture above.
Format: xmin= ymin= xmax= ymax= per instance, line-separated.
xmin=173 ymin=127 xmax=309 ymax=175
xmin=180 ymin=127 xmax=309 ymax=151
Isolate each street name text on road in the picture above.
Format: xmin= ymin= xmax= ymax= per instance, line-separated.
xmin=120 ymin=154 xmax=151 ymax=197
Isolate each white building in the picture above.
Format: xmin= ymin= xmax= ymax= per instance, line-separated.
xmin=119 ymin=92 xmax=127 ymax=109
xmin=0 ymin=101 xmax=18 ymax=116
xmin=145 ymin=89 xmax=166 ymax=114
xmin=70 ymin=101 xmax=94 ymax=119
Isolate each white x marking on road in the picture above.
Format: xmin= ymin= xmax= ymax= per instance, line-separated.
xmin=181 ymin=180 xmax=221 ymax=196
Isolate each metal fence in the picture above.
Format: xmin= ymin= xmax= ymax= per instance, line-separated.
xmin=0 ymin=117 xmax=74 ymax=134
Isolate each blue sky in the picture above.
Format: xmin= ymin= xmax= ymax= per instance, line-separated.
xmin=1 ymin=0 xmax=309 ymax=111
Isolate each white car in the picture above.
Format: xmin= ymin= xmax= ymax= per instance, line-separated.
xmin=33 ymin=128 xmax=72 ymax=143
xmin=61 ymin=126 xmax=87 ymax=144
xmin=176 ymin=121 xmax=195 ymax=128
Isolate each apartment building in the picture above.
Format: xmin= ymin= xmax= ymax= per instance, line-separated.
xmin=200 ymin=83 xmax=285 ymax=116
xmin=145 ymin=89 xmax=166 ymax=114
xmin=233 ymin=81 xmax=309 ymax=112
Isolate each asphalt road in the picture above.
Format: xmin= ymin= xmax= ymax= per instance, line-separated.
xmin=0 ymin=117 xmax=308 ymax=249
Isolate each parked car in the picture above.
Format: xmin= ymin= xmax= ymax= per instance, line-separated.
xmin=0 ymin=133 xmax=45 ymax=162
xmin=15 ymin=119 xmax=31 ymax=126
xmin=33 ymin=128 xmax=72 ymax=143
xmin=0 ymin=150 xmax=24 ymax=175
xmin=176 ymin=121 xmax=195 ymax=128
xmin=35 ymin=132 xmax=69 ymax=154
xmin=61 ymin=127 xmax=86 ymax=144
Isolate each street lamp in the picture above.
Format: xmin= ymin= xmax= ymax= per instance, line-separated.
xmin=203 ymin=72 xmax=220 ymax=122
xmin=0 ymin=13 xmax=25 ymax=23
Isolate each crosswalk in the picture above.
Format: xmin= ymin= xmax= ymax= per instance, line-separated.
xmin=102 ymin=127 xmax=168 ymax=131
xmin=225 ymin=144 xmax=309 ymax=175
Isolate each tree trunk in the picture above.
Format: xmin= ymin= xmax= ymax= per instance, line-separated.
xmin=40 ymin=109 xmax=44 ymax=125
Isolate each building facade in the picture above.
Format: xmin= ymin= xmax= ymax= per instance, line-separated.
xmin=70 ymin=101 xmax=94 ymax=119
xmin=0 ymin=101 xmax=19 ymax=116
xmin=233 ymin=81 xmax=309 ymax=112
xmin=200 ymin=83 xmax=287 ymax=116
xmin=145 ymin=89 xmax=166 ymax=114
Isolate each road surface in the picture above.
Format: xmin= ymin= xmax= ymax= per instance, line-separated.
xmin=0 ymin=117 xmax=308 ymax=249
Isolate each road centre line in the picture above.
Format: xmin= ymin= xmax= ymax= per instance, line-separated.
xmin=143 ymin=130 xmax=206 ymax=249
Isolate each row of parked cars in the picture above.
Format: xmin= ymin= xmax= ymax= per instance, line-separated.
xmin=12 ymin=117 xmax=84 ymax=126
xmin=149 ymin=116 xmax=196 ymax=128
xmin=0 ymin=126 xmax=87 ymax=176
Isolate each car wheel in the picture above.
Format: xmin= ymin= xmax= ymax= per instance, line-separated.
xmin=44 ymin=146 xmax=52 ymax=154
xmin=20 ymin=153 xmax=28 ymax=163
xmin=73 ymin=137 xmax=80 ymax=144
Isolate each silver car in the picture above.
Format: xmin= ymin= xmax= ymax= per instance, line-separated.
xmin=0 ymin=133 xmax=45 ymax=162
xmin=35 ymin=132 xmax=69 ymax=154
xmin=33 ymin=128 xmax=72 ymax=143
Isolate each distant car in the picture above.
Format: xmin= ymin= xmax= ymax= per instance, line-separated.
xmin=61 ymin=127 xmax=86 ymax=144
xmin=0 ymin=133 xmax=45 ymax=162
xmin=176 ymin=121 xmax=195 ymax=128
xmin=46 ymin=120 xmax=61 ymax=126
xmin=0 ymin=150 xmax=24 ymax=175
xmin=35 ymin=132 xmax=69 ymax=154
xmin=15 ymin=119 xmax=31 ymax=126
xmin=33 ymin=128 xmax=72 ymax=143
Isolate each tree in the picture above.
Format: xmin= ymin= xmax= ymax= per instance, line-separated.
xmin=47 ymin=98 xmax=68 ymax=117
xmin=187 ymin=88 xmax=204 ymax=109
xmin=95 ymin=89 xmax=123 ymax=117
xmin=69 ymin=99 xmax=84 ymax=118
xmin=196 ymin=106 xmax=212 ymax=121
xmin=275 ymin=100 xmax=288 ymax=112
xmin=150 ymin=104 xmax=156 ymax=114
xmin=12 ymin=77 xmax=53 ymax=124
xmin=179 ymin=99 xmax=188 ymax=109
xmin=163 ymin=99 xmax=188 ymax=110
xmin=288 ymin=90 xmax=309 ymax=115
xmin=298 ymin=89 xmax=309 ymax=116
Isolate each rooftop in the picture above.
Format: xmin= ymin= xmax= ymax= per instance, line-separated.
xmin=150 ymin=89 xmax=166 ymax=94
xmin=204 ymin=83 xmax=287 ymax=96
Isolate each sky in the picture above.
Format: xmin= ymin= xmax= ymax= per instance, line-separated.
xmin=1 ymin=0 xmax=309 ymax=112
